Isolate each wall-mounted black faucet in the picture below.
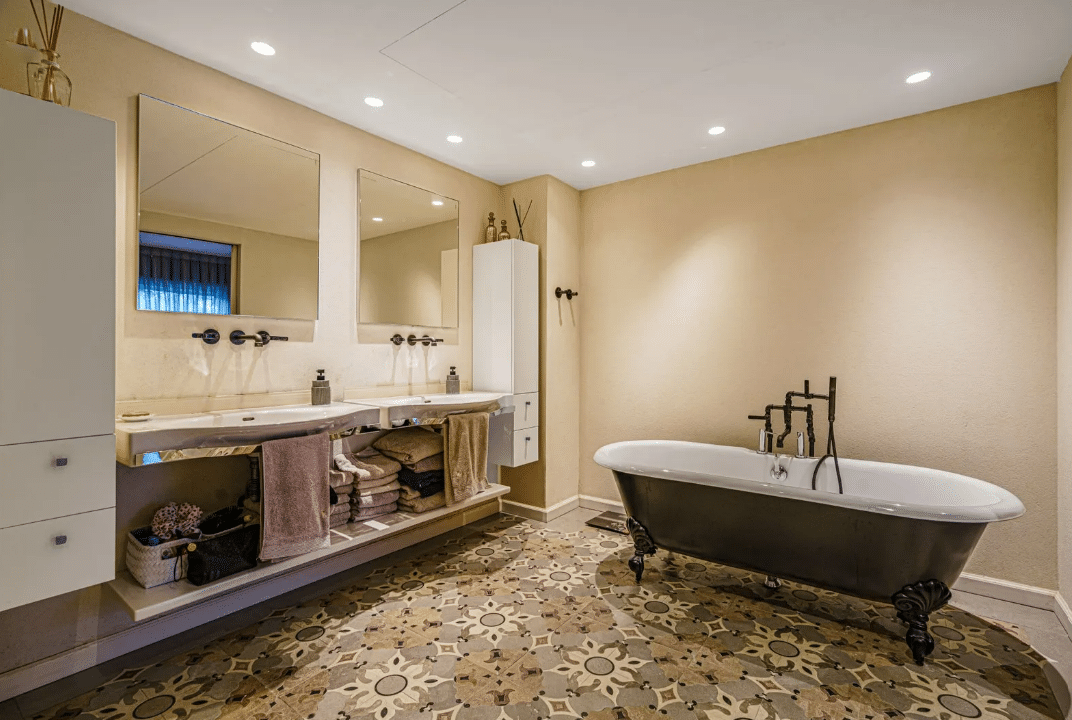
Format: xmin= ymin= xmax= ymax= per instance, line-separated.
xmin=408 ymin=334 xmax=443 ymax=346
xmin=555 ymin=287 xmax=579 ymax=300
xmin=391 ymin=334 xmax=405 ymax=346
xmin=192 ymin=328 xmax=220 ymax=345
xmin=230 ymin=330 xmax=289 ymax=347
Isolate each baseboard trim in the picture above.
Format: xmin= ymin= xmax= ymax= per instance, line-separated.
xmin=502 ymin=496 xmax=580 ymax=523
xmin=578 ymin=494 xmax=625 ymax=515
xmin=952 ymin=572 xmax=1058 ymax=611
xmin=1055 ymin=592 xmax=1072 ymax=642
xmin=0 ymin=500 xmax=501 ymax=703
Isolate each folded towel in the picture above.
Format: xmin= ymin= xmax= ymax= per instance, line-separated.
xmin=334 ymin=492 xmax=351 ymax=505
xmin=353 ymin=489 xmax=399 ymax=508
xmin=399 ymin=467 xmax=445 ymax=498
xmin=444 ymin=412 xmax=489 ymax=506
xmin=351 ymin=502 xmax=397 ymax=520
xmin=330 ymin=469 xmax=356 ymax=488
xmin=354 ymin=479 xmax=401 ymax=498
xmin=330 ymin=514 xmax=350 ymax=529
xmin=333 ymin=481 xmax=354 ymax=495
xmin=355 ymin=472 xmax=398 ymax=491
xmin=331 ymin=502 xmax=350 ymax=517
xmin=333 ymin=455 xmax=371 ymax=480
xmin=399 ymin=492 xmax=446 ymax=514
xmin=343 ymin=452 xmax=402 ymax=480
xmin=374 ymin=427 xmax=444 ymax=466
xmin=405 ymin=452 xmax=444 ymax=474
xmin=260 ymin=434 xmax=331 ymax=561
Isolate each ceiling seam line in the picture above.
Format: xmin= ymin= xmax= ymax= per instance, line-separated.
xmin=141 ymin=136 xmax=240 ymax=195
xmin=379 ymin=0 xmax=471 ymax=53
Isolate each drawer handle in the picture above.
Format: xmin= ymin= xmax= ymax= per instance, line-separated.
xmin=54 ymin=457 xmax=68 ymax=467
xmin=54 ymin=535 xmax=67 ymax=546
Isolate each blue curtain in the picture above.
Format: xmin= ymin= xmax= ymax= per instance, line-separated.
xmin=138 ymin=244 xmax=231 ymax=315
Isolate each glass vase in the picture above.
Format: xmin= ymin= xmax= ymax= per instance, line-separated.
xmin=27 ymin=54 xmax=72 ymax=107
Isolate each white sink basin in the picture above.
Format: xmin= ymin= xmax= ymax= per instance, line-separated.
xmin=115 ymin=402 xmax=380 ymax=466
xmin=347 ymin=392 xmax=508 ymax=426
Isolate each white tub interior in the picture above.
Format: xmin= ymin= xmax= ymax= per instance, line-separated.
xmin=594 ymin=441 xmax=1025 ymax=524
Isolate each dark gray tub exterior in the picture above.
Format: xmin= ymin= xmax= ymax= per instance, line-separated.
xmin=613 ymin=469 xmax=986 ymax=603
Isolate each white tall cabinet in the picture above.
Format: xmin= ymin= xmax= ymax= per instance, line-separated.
xmin=473 ymin=239 xmax=539 ymax=467
xmin=0 ymin=90 xmax=117 ymax=611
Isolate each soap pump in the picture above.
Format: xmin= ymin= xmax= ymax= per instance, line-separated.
xmin=311 ymin=369 xmax=331 ymax=405
xmin=446 ymin=366 xmax=460 ymax=395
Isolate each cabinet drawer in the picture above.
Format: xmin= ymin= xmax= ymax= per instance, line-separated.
xmin=0 ymin=435 xmax=116 ymax=529
xmin=0 ymin=508 xmax=116 ymax=612
xmin=510 ymin=393 xmax=538 ymax=430
xmin=489 ymin=425 xmax=539 ymax=468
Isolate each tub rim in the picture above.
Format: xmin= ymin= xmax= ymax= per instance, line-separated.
xmin=593 ymin=440 xmax=1025 ymax=524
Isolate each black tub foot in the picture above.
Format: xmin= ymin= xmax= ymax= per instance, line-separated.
xmin=892 ymin=579 xmax=951 ymax=666
xmin=625 ymin=518 xmax=656 ymax=583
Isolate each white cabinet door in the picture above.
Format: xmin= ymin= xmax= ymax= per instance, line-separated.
xmin=0 ymin=508 xmax=116 ymax=612
xmin=0 ymin=91 xmax=116 ymax=445
xmin=0 ymin=436 xmax=116 ymax=528
xmin=512 ymin=242 xmax=539 ymax=394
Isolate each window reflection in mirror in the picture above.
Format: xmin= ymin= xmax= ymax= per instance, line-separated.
xmin=137 ymin=95 xmax=320 ymax=320
xmin=358 ymin=170 xmax=459 ymax=328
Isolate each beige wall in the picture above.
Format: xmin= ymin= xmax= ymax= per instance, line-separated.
xmin=360 ymin=220 xmax=458 ymax=327
xmin=0 ymin=6 xmax=503 ymax=674
xmin=140 ymin=211 xmax=319 ymax=320
xmin=1058 ymin=56 xmax=1072 ymax=599
xmin=497 ymin=178 xmax=582 ymax=510
xmin=580 ymin=86 xmax=1059 ymax=589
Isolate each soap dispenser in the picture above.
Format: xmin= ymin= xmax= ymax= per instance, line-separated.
xmin=311 ymin=369 xmax=331 ymax=405
xmin=446 ymin=366 xmax=460 ymax=395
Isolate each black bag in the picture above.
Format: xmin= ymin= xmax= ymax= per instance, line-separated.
xmin=186 ymin=524 xmax=259 ymax=586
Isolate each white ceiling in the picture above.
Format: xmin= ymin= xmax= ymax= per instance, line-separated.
xmin=65 ymin=0 xmax=1072 ymax=190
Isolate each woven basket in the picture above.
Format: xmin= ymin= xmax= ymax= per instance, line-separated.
xmin=125 ymin=529 xmax=192 ymax=589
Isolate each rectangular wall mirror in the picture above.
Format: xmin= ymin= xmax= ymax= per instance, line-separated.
xmin=137 ymin=95 xmax=320 ymax=321
xmin=358 ymin=170 xmax=459 ymax=328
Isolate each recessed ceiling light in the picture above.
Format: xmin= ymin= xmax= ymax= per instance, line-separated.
xmin=708 ymin=126 xmax=726 ymax=136
xmin=581 ymin=160 xmax=596 ymax=168
xmin=446 ymin=135 xmax=463 ymax=143
xmin=372 ymin=217 xmax=383 ymax=222
xmin=364 ymin=97 xmax=383 ymax=108
xmin=432 ymin=200 xmax=444 ymax=206
xmin=906 ymin=71 xmax=931 ymax=84
xmin=250 ymin=41 xmax=275 ymax=56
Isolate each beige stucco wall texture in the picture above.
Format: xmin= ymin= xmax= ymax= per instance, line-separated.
xmin=579 ymin=87 xmax=1059 ymax=589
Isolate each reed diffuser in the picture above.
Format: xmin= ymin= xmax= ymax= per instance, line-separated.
xmin=25 ymin=1 xmax=70 ymax=106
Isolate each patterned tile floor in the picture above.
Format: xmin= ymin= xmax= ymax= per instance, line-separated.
xmin=25 ymin=514 xmax=1064 ymax=720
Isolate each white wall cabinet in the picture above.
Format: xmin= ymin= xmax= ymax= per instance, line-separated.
xmin=0 ymin=90 xmax=116 ymax=612
xmin=473 ymin=239 xmax=539 ymax=467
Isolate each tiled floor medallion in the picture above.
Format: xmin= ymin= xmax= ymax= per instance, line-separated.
xmin=31 ymin=515 xmax=1063 ymax=720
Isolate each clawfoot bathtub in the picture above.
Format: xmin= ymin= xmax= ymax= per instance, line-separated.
xmin=594 ymin=441 xmax=1024 ymax=665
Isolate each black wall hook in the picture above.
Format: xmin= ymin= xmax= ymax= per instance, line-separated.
xmin=555 ymin=287 xmax=579 ymax=300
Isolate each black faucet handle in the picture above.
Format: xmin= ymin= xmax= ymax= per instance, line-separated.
xmin=192 ymin=329 xmax=220 ymax=345
xmin=747 ymin=414 xmax=767 ymax=421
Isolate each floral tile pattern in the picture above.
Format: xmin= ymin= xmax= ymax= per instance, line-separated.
xmin=32 ymin=515 xmax=1062 ymax=720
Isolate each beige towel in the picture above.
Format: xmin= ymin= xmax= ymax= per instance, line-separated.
xmin=331 ymin=502 xmax=350 ymax=517
xmin=444 ymin=413 xmax=489 ymax=506
xmin=333 ymin=483 xmax=354 ymax=496
xmin=374 ymin=427 xmax=444 ymax=465
xmin=354 ymin=479 xmax=401 ymax=498
xmin=400 ymin=485 xmax=421 ymax=501
xmin=329 ymin=514 xmax=350 ymax=529
xmin=333 ymin=492 xmax=351 ymax=505
xmin=351 ymin=502 xmax=397 ymax=520
xmin=406 ymin=452 xmax=444 ymax=474
xmin=333 ymin=454 xmax=372 ymax=480
xmin=260 ymin=434 xmax=331 ymax=561
xmin=399 ymin=492 xmax=446 ymax=513
xmin=330 ymin=469 xmax=355 ymax=488
xmin=344 ymin=452 xmax=402 ymax=480
xmin=353 ymin=489 xmax=399 ymax=508
xmin=356 ymin=472 xmax=399 ymax=491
